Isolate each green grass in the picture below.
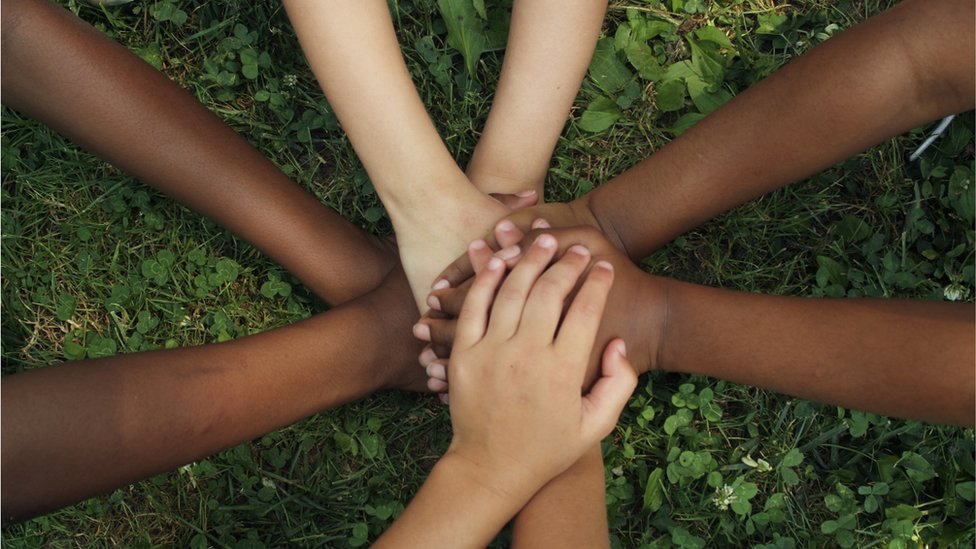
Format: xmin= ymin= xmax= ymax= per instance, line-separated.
xmin=2 ymin=0 xmax=974 ymax=547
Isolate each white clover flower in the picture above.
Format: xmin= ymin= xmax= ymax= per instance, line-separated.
xmin=712 ymin=484 xmax=737 ymax=511
xmin=283 ymin=74 xmax=298 ymax=88
xmin=944 ymin=283 xmax=968 ymax=302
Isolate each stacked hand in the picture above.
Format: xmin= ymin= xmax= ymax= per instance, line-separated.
xmin=416 ymin=219 xmax=670 ymax=397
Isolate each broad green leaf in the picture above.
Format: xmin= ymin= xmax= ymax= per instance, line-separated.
xmin=686 ymin=75 xmax=732 ymax=114
xmin=757 ymin=12 xmax=789 ymax=35
xmin=816 ymin=256 xmax=847 ymax=287
xmin=625 ymin=42 xmax=664 ymax=81
xmin=687 ymin=36 xmax=726 ymax=85
xmin=655 ymin=79 xmax=686 ymax=112
xmin=955 ymin=481 xmax=976 ymax=502
xmin=693 ymin=26 xmax=735 ymax=51
xmin=579 ymin=96 xmax=622 ymax=133
xmin=643 ymin=467 xmax=665 ymax=511
xmin=438 ymin=0 xmax=487 ymax=77
xmin=780 ymin=448 xmax=804 ymax=468
xmin=587 ymin=38 xmax=633 ymax=94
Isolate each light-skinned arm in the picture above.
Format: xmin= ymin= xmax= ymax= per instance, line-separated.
xmin=283 ymin=0 xmax=513 ymax=310
xmin=375 ymin=235 xmax=636 ymax=547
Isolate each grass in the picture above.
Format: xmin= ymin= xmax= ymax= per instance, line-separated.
xmin=2 ymin=0 xmax=974 ymax=547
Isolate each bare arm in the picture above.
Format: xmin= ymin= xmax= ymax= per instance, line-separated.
xmin=283 ymin=0 xmax=512 ymax=310
xmin=584 ymin=0 xmax=975 ymax=258
xmin=376 ymin=236 xmax=636 ymax=547
xmin=466 ymin=0 xmax=608 ymax=197
xmin=0 ymin=268 xmax=426 ymax=524
xmin=428 ymin=226 xmax=974 ymax=426
xmin=0 ymin=0 xmax=392 ymax=306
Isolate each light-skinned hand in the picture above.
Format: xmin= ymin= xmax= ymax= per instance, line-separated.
xmin=441 ymin=232 xmax=638 ymax=489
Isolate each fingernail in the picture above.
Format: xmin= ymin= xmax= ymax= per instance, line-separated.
xmin=427 ymin=295 xmax=441 ymax=311
xmin=487 ymin=257 xmax=504 ymax=270
xmin=532 ymin=218 xmax=552 ymax=229
xmin=617 ymin=340 xmax=627 ymax=357
xmin=496 ymin=220 xmax=516 ymax=233
xmin=439 ymin=393 xmax=450 ymax=405
xmin=413 ymin=323 xmax=431 ymax=342
xmin=534 ymin=234 xmax=556 ymax=249
xmin=432 ymin=279 xmax=450 ymax=290
xmin=469 ymin=239 xmax=487 ymax=251
xmin=419 ymin=347 xmax=438 ymax=366
xmin=594 ymin=260 xmax=614 ymax=272
xmin=516 ymin=189 xmax=536 ymax=197
xmin=496 ymin=245 xmax=520 ymax=260
xmin=567 ymin=245 xmax=590 ymax=258
xmin=426 ymin=363 xmax=446 ymax=380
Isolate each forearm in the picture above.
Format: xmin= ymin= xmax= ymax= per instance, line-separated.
xmin=0 ymin=274 xmax=421 ymax=522
xmin=585 ymin=0 xmax=975 ymax=259
xmin=512 ymin=445 xmax=609 ymax=549
xmin=375 ymin=453 xmax=534 ymax=548
xmin=0 ymin=0 xmax=391 ymax=305
xmin=283 ymin=0 xmax=466 ymax=214
xmin=658 ymin=278 xmax=975 ymax=426
xmin=467 ymin=0 xmax=607 ymax=193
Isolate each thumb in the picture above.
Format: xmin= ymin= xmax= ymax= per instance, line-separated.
xmin=581 ymin=339 xmax=638 ymax=442
xmin=490 ymin=190 xmax=538 ymax=211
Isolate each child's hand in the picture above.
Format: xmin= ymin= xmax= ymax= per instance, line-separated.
xmin=443 ymin=233 xmax=638 ymax=491
xmin=418 ymin=222 xmax=670 ymax=395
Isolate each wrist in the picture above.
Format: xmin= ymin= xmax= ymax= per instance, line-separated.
xmin=437 ymin=450 xmax=539 ymax=510
xmin=575 ymin=191 xmax=632 ymax=260
xmin=632 ymin=273 xmax=674 ymax=375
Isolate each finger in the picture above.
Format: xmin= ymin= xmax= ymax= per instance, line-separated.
xmin=581 ymin=339 xmax=638 ymax=442
xmin=419 ymin=346 xmax=438 ymax=367
xmin=485 ymin=233 xmax=559 ymax=339
xmin=428 ymin=377 xmax=449 ymax=393
xmin=424 ymin=317 xmax=457 ymax=349
xmin=426 ymin=359 xmax=448 ymax=382
xmin=490 ymin=189 xmax=538 ymax=211
xmin=428 ymin=280 xmax=470 ymax=315
xmin=517 ymin=244 xmax=592 ymax=341
xmin=431 ymin=342 xmax=452 ymax=360
xmin=467 ymin=239 xmax=494 ymax=274
xmin=454 ymin=257 xmax=506 ymax=349
xmin=494 ymin=219 xmax=527 ymax=249
xmin=556 ymin=260 xmax=615 ymax=360
xmin=412 ymin=321 xmax=431 ymax=343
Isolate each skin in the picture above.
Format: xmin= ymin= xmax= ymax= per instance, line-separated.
xmin=1 ymin=0 xmax=395 ymax=307
xmin=465 ymin=0 xmax=609 ymax=197
xmin=428 ymin=225 xmax=975 ymax=427
xmin=426 ymin=0 xmax=976 ymax=270
xmin=284 ymin=1 xmax=615 ymax=544
xmin=420 ymin=0 xmax=976 ymax=426
xmin=375 ymin=237 xmax=637 ymax=547
xmin=0 ymin=0 xmax=427 ymax=523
